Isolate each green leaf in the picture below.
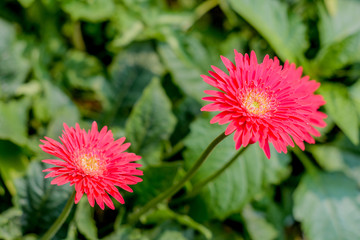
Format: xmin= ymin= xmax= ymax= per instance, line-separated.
xmin=318 ymin=0 xmax=360 ymax=46
xmin=53 ymin=50 xmax=111 ymax=115
xmin=242 ymin=205 xmax=278 ymax=240
xmin=33 ymin=74 xmax=80 ymax=131
xmin=75 ymin=198 xmax=97 ymax=240
xmin=312 ymin=33 xmax=360 ymax=77
xmin=0 ymin=19 xmax=30 ymax=100
xmin=65 ymin=221 xmax=78 ymax=240
xmin=0 ymin=98 xmax=29 ymax=146
xmin=312 ymin=1 xmax=360 ymax=76
xmin=0 ymin=208 xmax=22 ymax=240
xmin=107 ymin=5 xmax=144 ymax=49
xmin=61 ymin=0 xmax=115 ymax=22
xmin=310 ymin=133 xmax=360 ymax=185
xmin=108 ymin=43 xmax=165 ymax=124
xmin=14 ymin=161 xmax=73 ymax=234
xmin=184 ymin=114 xmax=291 ymax=220
xmin=318 ymin=83 xmax=358 ymax=145
xmin=109 ymin=43 xmax=165 ymax=107
xmin=293 ymin=171 xmax=360 ymax=240
xmin=228 ymin=0 xmax=307 ymax=62
xmin=133 ymin=162 xmax=181 ymax=205
xmin=108 ymin=4 xmax=194 ymax=49
xmin=170 ymin=97 xmax=202 ymax=144
xmin=0 ymin=140 xmax=29 ymax=196
xmin=46 ymin=107 xmax=80 ymax=140
xmin=157 ymin=34 xmax=216 ymax=102
xmin=125 ymin=78 xmax=177 ymax=166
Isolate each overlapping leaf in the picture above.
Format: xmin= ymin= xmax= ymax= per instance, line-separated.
xmin=125 ymin=78 xmax=177 ymax=166
xmin=228 ymin=0 xmax=307 ymax=62
xmin=14 ymin=161 xmax=73 ymax=235
xmin=294 ymin=171 xmax=360 ymax=240
xmin=184 ymin=114 xmax=291 ymax=220
xmin=313 ymin=0 xmax=360 ymax=76
xmin=310 ymin=133 xmax=360 ymax=185
xmin=318 ymin=83 xmax=358 ymax=145
xmin=157 ymin=35 xmax=215 ymax=102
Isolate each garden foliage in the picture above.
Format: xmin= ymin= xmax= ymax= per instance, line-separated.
xmin=0 ymin=0 xmax=360 ymax=239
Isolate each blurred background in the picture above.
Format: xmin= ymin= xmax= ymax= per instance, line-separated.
xmin=1 ymin=0 xmax=360 ymax=239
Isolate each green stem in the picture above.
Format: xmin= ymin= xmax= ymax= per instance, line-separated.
xmin=172 ymin=147 xmax=247 ymax=206
xmin=128 ymin=132 xmax=228 ymax=225
xmin=41 ymin=190 xmax=76 ymax=240
xmin=73 ymin=21 xmax=86 ymax=51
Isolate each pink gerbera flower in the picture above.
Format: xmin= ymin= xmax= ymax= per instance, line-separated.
xmin=40 ymin=122 xmax=143 ymax=210
xmin=201 ymin=50 xmax=327 ymax=158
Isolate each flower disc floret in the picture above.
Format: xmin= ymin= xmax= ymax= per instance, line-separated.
xmin=201 ymin=50 xmax=327 ymax=158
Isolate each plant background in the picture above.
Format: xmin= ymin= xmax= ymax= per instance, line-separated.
xmin=1 ymin=0 xmax=360 ymax=239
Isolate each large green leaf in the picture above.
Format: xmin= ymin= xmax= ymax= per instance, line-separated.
xmin=125 ymin=78 xmax=177 ymax=166
xmin=228 ymin=0 xmax=307 ymax=62
xmin=293 ymin=171 xmax=360 ymax=240
xmin=14 ymin=161 xmax=73 ymax=235
xmin=0 ymin=19 xmax=30 ymax=100
xmin=318 ymin=83 xmax=358 ymax=145
xmin=157 ymin=33 xmax=217 ymax=103
xmin=312 ymin=0 xmax=360 ymax=76
xmin=108 ymin=43 xmax=165 ymax=124
xmin=184 ymin=114 xmax=291 ymax=220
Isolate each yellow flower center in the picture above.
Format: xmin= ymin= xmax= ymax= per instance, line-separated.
xmin=239 ymin=88 xmax=275 ymax=116
xmin=77 ymin=152 xmax=105 ymax=176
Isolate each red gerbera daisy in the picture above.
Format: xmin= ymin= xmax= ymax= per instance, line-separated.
xmin=201 ymin=50 xmax=327 ymax=159
xmin=40 ymin=122 xmax=143 ymax=210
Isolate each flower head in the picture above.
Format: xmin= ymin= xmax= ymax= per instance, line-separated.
xmin=201 ymin=50 xmax=327 ymax=158
xmin=40 ymin=122 xmax=143 ymax=209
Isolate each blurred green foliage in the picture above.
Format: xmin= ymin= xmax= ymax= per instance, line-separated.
xmin=0 ymin=0 xmax=360 ymax=239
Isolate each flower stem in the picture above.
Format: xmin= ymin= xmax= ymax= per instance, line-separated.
xmin=128 ymin=132 xmax=228 ymax=225
xmin=41 ymin=190 xmax=76 ymax=240
xmin=171 ymin=147 xmax=247 ymax=206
